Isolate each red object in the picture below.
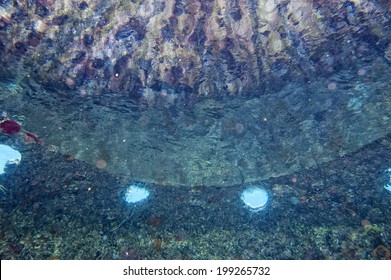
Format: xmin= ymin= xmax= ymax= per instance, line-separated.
xmin=25 ymin=132 xmax=41 ymax=143
xmin=0 ymin=120 xmax=21 ymax=135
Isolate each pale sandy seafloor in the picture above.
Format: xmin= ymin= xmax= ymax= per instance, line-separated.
xmin=0 ymin=133 xmax=390 ymax=260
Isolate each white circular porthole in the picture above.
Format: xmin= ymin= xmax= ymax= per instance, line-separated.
xmin=0 ymin=144 xmax=22 ymax=175
xmin=241 ymin=186 xmax=270 ymax=211
xmin=123 ymin=183 xmax=150 ymax=204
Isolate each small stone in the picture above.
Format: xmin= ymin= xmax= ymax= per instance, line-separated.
xmin=83 ymin=34 xmax=94 ymax=47
xmin=79 ymin=1 xmax=89 ymax=10
xmin=360 ymin=218 xmax=371 ymax=228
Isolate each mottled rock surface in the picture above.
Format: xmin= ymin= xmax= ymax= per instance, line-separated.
xmin=1 ymin=0 xmax=390 ymax=96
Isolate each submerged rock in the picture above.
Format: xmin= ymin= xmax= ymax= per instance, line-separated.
xmin=0 ymin=1 xmax=390 ymax=186
xmin=0 ymin=0 xmax=390 ymax=96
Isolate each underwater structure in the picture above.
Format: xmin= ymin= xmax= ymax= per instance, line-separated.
xmin=1 ymin=0 xmax=391 ymax=186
